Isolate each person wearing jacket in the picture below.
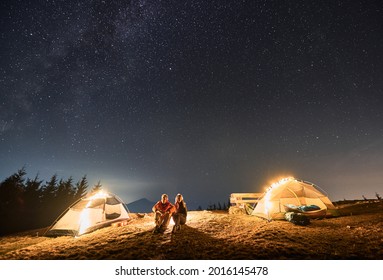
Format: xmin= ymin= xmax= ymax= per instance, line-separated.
xmin=172 ymin=193 xmax=187 ymax=233
xmin=152 ymin=194 xmax=175 ymax=233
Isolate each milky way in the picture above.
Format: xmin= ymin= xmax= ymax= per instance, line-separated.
xmin=1 ymin=0 xmax=382 ymax=208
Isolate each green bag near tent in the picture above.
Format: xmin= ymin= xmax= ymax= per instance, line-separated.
xmin=285 ymin=212 xmax=310 ymax=226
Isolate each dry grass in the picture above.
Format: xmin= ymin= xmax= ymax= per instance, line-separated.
xmin=0 ymin=201 xmax=382 ymax=260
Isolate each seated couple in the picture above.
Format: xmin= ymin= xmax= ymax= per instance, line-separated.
xmin=152 ymin=193 xmax=187 ymax=234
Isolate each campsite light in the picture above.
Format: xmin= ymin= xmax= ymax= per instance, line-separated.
xmin=264 ymin=177 xmax=295 ymax=220
xmin=79 ymin=191 xmax=109 ymax=235
xmin=269 ymin=177 xmax=294 ymax=189
xmin=78 ymin=208 xmax=92 ymax=235
xmin=46 ymin=191 xmax=130 ymax=237
xmin=88 ymin=190 xmax=108 ymax=200
xmin=264 ymin=189 xmax=272 ymax=221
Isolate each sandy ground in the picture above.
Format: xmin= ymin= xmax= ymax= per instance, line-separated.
xmin=0 ymin=201 xmax=382 ymax=260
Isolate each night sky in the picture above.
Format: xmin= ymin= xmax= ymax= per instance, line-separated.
xmin=1 ymin=0 xmax=382 ymax=209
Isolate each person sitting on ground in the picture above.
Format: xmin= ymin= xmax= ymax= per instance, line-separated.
xmin=152 ymin=194 xmax=175 ymax=233
xmin=172 ymin=193 xmax=187 ymax=233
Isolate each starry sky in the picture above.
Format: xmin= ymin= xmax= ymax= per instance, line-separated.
xmin=1 ymin=0 xmax=382 ymax=209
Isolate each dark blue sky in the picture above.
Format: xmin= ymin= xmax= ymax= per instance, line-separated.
xmin=1 ymin=0 xmax=382 ymax=209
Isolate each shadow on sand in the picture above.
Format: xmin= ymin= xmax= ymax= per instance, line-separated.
xmin=121 ymin=224 xmax=284 ymax=260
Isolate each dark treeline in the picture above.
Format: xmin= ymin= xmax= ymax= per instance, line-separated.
xmin=206 ymin=200 xmax=230 ymax=211
xmin=0 ymin=167 xmax=101 ymax=236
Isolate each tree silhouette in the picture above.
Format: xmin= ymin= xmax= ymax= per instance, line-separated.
xmin=74 ymin=175 xmax=89 ymax=200
xmin=91 ymin=180 xmax=103 ymax=194
xmin=24 ymin=174 xmax=43 ymax=228
xmin=0 ymin=169 xmax=100 ymax=235
xmin=0 ymin=168 xmax=27 ymax=235
xmin=41 ymin=174 xmax=58 ymax=203
xmin=55 ymin=177 xmax=74 ymax=214
xmin=40 ymin=174 xmax=58 ymax=224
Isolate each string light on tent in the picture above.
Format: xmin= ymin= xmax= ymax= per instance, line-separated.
xmin=266 ymin=176 xmax=295 ymax=193
xmin=266 ymin=177 xmax=295 ymax=191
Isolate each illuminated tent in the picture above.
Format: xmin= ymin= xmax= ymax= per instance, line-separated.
xmin=251 ymin=177 xmax=337 ymax=220
xmin=45 ymin=191 xmax=130 ymax=237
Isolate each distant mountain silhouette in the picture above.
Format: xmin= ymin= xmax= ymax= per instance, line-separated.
xmin=126 ymin=198 xmax=156 ymax=213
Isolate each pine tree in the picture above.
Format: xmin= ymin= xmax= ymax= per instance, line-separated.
xmin=24 ymin=174 xmax=43 ymax=228
xmin=40 ymin=174 xmax=59 ymax=224
xmin=56 ymin=177 xmax=75 ymax=211
xmin=74 ymin=175 xmax=88 ymax=200
xmin=91 ymin=180 xmax=103 ymax=194
xmin=0 ymin=167 xmax=27 ymax=234
xmin=41 ymin=174 xmax=58 ymax=203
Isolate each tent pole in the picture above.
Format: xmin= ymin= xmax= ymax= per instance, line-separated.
xmin=286 ymin=187 xmax=301 ymax=205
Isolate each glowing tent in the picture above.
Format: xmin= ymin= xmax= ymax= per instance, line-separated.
xmin=251 ymin=177 xmax=337 ymax=220
xmin=45 ymin=191 xmax=130 ymax=237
